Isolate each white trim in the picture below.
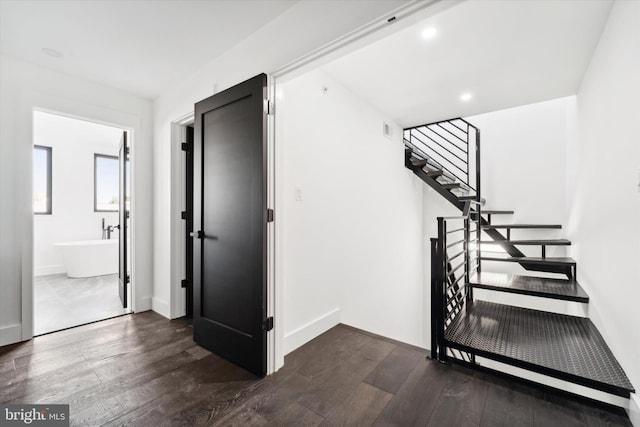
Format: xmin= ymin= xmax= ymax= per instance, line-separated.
xmin=266 ymin=74 xmax=278 ymax=374
xmin=0 ymin=324 xmax=22 ymax=347
xmin=34 ymin=265 xmax=65 ymax=277
xmin=169 ymin=113 xmax=194 ymax=320
xmin=284 ymin=308 xmax=341 ymax=355
xmin=21 ymin=91 xmax=143 ymax=343
xmin=477 ymin=357 xmax=630 ymax=408
xmin=629 ymin=394 xmax=640 ymax=426
xmin=151 ymin=296 xmax=171 ymax=319
xmin=271 ymin=0 xmax=458 ymax=79
xmin=136 ymin=296 xmax=152 ymax=312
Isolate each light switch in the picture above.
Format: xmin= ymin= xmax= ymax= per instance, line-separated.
xmin=295 ymin=186 xmax=303 ymax=201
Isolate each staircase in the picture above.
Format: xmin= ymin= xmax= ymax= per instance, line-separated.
xmin=405 ymin=118 xmax=635 ymax=400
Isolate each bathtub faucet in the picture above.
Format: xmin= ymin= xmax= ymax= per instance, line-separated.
xmin=102 ymin=218 xmax=119 ymax=240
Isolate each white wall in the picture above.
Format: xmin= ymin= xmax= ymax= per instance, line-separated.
xmin=0 ymin=55 xmax=153 ymax=345
xmin=33 ymin=112 xmax=122 ymax=276
xmin=569 ymin=0 xmax=640 ymax=421
xmin=278 ymin=69 xmax=424 ymax=352
xmin=152 ymin=0 xmax=417 ymax=321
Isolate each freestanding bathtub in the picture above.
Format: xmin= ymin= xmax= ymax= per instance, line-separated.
xmin=55 ymin=239 xmax=118 ymax=278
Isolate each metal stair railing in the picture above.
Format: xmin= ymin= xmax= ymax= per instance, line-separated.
xmin=430 ymin=200 xmax=482 ymax=363
xmin=404 ymin=118 xmax=480 ymax=198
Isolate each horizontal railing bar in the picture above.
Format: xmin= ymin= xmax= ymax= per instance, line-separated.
xmin=447 ymin=250 xmax=464 ymax=263
xmin=432 ymin=123 xmax=468 ymax=146
xmin=449 ymin=260 xmax=465 ymax=275
xmin=414 ymin=128 xmax=468 ymax=164
xmin=414 ymin=135 xmax=469 ymax=174
xmin=447 ymin=227 xmax=465 ymax=234
xmin=419 ymin=143 xmax=469 ymax=181
xmin=450 ymin=121 xmax=468 ymax=134
xmin=447 ymin=238 xmax=465 ymax=248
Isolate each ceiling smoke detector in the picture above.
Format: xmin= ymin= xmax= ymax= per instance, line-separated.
xmin=41 ymin=48 xmax=63 ymax=58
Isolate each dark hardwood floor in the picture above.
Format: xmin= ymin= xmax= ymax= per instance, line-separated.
xmin=0 ymin=311 xmax=631 ymax=426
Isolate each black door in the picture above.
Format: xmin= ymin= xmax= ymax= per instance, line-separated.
xmin=193 ymin=73 xmax=268 ymax=376
xmin=118 ymin=131 xmax=129 ymax=308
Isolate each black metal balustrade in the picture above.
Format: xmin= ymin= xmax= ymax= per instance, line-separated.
xmin=430 ymin=201 xmax=482 ymax=362
xmin=409 ymin=116 xmax=634 ymax=400
xmin=404 ymin=118 xmax=480 ymax=200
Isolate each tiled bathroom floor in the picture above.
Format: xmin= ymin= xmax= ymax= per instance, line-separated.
xmin=34 ymin=273 xmax=130 ymax=335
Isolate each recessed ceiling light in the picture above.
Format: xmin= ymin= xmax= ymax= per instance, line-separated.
xmin=460 ymin=92 xmax=473 ymax=102
xmin=421 ymin=27 xmax=437 ymax=39
xmin=41 ymin=48 xmax=63 ymax=58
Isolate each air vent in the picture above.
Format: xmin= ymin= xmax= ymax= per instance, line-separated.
xmin=383 ymin=121 xmax=393 ymax=139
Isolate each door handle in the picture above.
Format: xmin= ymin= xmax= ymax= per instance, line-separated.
xmin=190 ymin=230 xmax=204 ymax=239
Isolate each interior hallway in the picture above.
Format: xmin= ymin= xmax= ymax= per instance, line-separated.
xmin=0 ymin=311 xmax=631 ymax=426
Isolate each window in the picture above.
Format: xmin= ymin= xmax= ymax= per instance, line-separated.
xmin=33 ymin=145 xmax=52 ymax=214
xmin=94 ymin=154 xmax=119 ymax=212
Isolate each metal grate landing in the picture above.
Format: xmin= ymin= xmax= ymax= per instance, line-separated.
xmin=445 ymin=300 xmax=635 ymax=397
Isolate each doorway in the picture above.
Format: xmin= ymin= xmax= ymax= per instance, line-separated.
xmin=32 ymin=111 xmax=132 ymax=335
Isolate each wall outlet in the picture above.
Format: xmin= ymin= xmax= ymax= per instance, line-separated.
xmin=295 ymin=186 xmax=303 ymax=201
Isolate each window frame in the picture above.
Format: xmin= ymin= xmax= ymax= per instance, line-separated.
xmin=94 ymin=153 xmax=119 ymax=212
xmin=33 ymin=145 xmax=52 ymax=215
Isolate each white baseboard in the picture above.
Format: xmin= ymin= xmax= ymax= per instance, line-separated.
xmin=284 ymin=308 xmax=341 ymax=355
xmin=478 ymin=356 xmax=630 ymax=408
xmin=151 ymin=297 xmax=170 ymax=319
xmin=34 ymin=264 xmax=65 ymax=277
xmin=629 ymin=393 xmax=639 ymax=427
xmin=135 ymin=296 xmax=152 ymax=313
xmin=0 ymin=323 xmax=22 ymax=347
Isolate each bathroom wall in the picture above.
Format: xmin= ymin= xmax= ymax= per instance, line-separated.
xmin=33 ymin=111 xmax=123 ymax=276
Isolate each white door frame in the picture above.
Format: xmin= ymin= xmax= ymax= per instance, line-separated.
xmin=25 ymin=100 xmax=141 ymax=340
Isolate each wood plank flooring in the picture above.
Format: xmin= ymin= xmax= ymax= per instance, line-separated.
xmin=0 ymin=311 xmax=632 ymax=426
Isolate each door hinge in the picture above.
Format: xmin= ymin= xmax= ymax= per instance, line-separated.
xmin=181 ymin=141 xmax=192 ymax=152
xmin=263 ymin=99 xmax=274 ymax=115
xmin=181 ymin=210 xmax=189 ymax=220
xmin=181 ymin=279 xmax=189 ymax=288
xmin=266 ymin=208 xmax=274 ymax=223
xmin=126 ymin=147 xmax=130 ymax=156
xmin=262 ymin=317 xmax=274 ymax=332
xmin=126 ymin=211 xmax=130 ymax=219
xmin=126 ymin=274 xmax=130 ymax=284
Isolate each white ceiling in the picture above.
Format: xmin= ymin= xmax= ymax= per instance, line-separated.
xmin=0 ymin=0 xmax=299 ymax=99
xmin=0 ymin=0 xmax=413 ymax=100
xmin=321 ymin=0 xmax=614 ymax=128
xmin=0 ymin=0 xmax=614 ymax=122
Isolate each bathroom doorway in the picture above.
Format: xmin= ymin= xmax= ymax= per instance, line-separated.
xmin=32 ymin=111 xmax=132 ymax=335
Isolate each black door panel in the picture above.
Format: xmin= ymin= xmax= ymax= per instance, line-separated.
xmin=193 ymin=74 xmax=267 ymax=376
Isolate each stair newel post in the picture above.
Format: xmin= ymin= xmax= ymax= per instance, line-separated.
xmin=436 ymin=217 xmax=448 ymax=362
xmin=430 ymin=237 xmax=439 ymax=360
xmin=475 ymin=127 xmax=482 ymax=274
xmin=464 ymin=213 xmax=472 ymax=306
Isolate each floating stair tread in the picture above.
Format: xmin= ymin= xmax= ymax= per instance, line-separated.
xmin=476 ymin=210 xmax=515 ymax=215
xmin=481 ymin=239 xmax=571 ymax=246
xmin=410 ymin=158 xmax=428 ymax=168
xmin=458 ymin=195 xmax=486 ymax=204
xmin=470 ymin=272 xmax=588 ymax=302
xmin=441 ymin=182 xmax=461 ymax=189
xmin=481 ymin=256 xmax=575 ymax=266
xmin=482 ymin=224 xmax=562 ymax=229
xmin=445 ymin=300 xmax=635 ymax=397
